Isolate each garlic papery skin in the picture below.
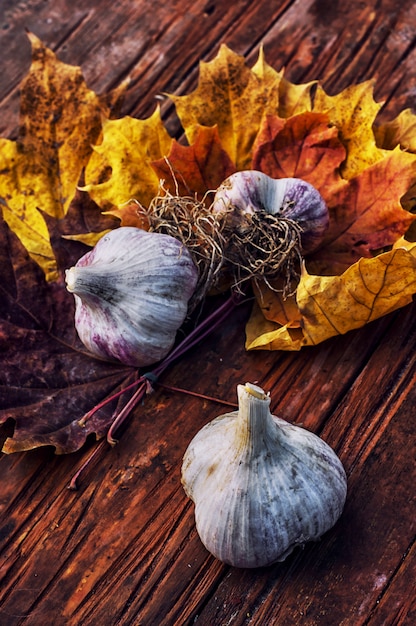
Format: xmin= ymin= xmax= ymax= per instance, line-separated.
xmin=65 ymin=227 xmax=198 ymax=367
xmin=212 ymin=171 xmax=329 ymax=254
xmin=181 ymin=383 xmax=347 ymax=568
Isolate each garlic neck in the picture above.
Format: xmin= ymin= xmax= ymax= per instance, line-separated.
xmin=235 ymin=383 xmax=273 ymax=457
xmin=65 ymin=266 xmax=119 ymax=303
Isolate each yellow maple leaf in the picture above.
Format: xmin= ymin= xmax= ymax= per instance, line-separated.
xmin=0 ymin=33 xmax=113 ymax=281
xmin=278 ymin=76 xmax=315 ymax=118
xmin=246 ymin=247 xmax=416 ymax=351
xmin=252 ymin=279 xmax=301 ymax=326
xmin=375 ymin=108 xmax=416 ymax=152
xmin=313 ymin=81 xmax=386 ymax=179
xmin=0 ymin=138 xmax=53 ymax=272
xmin=245 ymin=301 xmax=305 ymax=351
xmin=170 ymin=45 xmax=282 ymax=170
xmin=83 ymin=108 xmax=173 ymax=209
xmin=375 ymin=108 xmax=416 ymax=218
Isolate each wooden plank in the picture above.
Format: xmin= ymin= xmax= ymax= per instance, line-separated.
xmin=3 ymin=0 xmax=416 ymax=138
xmin=0 ymin=302 xmax=414 ymax=624
xmin=0 ymin=0 xmax=415 ymax=624
xmin=367 ymin=542 xmax=416 ymax=625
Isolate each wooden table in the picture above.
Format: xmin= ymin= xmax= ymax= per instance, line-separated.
xmin=1 ymin=1 xmax=415 ymax=624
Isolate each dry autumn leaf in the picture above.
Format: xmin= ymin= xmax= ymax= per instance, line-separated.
xmin=151 ymin=125 xmax=236 ymax=199
xmin=313 ymin=80 xmax=386 ymax=178
xmin=170 ymin=45 xmax=282 ymax=170
xmin=252 ymin=111 xmax=346 ymax=194
xmin=375 ymin=107 xmax=416 ymax=237
xmin=247 ymin=245 xmax=416 ymax=350
xmin=0 ymin=33 xmax=123 ymax=281
xmin=277 ymin=75 xmax=316 ymax=118
xmin=375 ymin=108 xmax=416 ymax=152
xmin=309 ymin=148 xmax=416 ymax=273
xmin=83 ymin=108 xmax=173 ymax=211
xmin=0 ymin=213 xmax=137 ymax=453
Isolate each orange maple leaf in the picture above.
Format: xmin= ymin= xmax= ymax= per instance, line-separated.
xmin=151 ymin=125 xmax=236 ymax=199
xmin=252 ymin=112 xmax=346 ymax=194
xmin=309 ymin=149 xmax=416 ymax=274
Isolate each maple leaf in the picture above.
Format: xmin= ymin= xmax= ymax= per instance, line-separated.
xmin=82 ymin=108 xmax=173 ymax=209
xmin=0 ymin=214 xmax=136 ymax=453
xmin=151 ymin=125 xmax=236 ymax=199
xmin=309 ymin=148 xmax=416 ymax=274
xmin=246 ymin=244 xmax=416 ymax=351
xmin=170 ymin=45 xmax=282 ymax=170
xmin=374 ymin=108 xmax=416 ymax=152
xmin=313 ymin=80 xmax=386 ymax=178
xmin=277 ymin=76 xmax=316 ymax=118
xmin=252 ymin=111 xmax=346 ymax=193
xmin=0 ymin=33 xmax=123 ymax=282
xmin=375 ymin=108 xmax=416 ymax=227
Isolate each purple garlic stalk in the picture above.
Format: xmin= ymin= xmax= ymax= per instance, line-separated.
xmin=65 ymin=227 xmax=198 ymax=367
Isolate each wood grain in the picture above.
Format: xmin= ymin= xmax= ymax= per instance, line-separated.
xmin=0 ymin=1 xmax=415 ymax=624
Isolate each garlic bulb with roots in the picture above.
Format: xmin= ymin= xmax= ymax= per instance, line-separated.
xmin=182 ymin=383 xmax=347 ymax=568
xmin=211 ymin=171 xmax=329 ymax=293
xmin=65 ymin=227 xmax=198 ymax=367
xmin=212 ymin=171 xmax=329 ymax=254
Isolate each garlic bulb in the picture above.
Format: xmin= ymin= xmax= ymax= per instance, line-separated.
xmin=65 ymin=227 xmax=198 ymax=367
xmin=182 ymin=383 xmax=347 ymax=568
xmin=212 ymin=171 xmax=329 ymax=254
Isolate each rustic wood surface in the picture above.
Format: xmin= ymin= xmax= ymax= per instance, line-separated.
xmin=1 ymin=0 xmax=415 ymax=624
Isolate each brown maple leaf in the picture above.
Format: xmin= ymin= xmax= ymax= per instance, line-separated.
xmin=0 ymin=213 xmax=136 ymax=454
xmin=252 ymin=111 xmax=346 ymax=195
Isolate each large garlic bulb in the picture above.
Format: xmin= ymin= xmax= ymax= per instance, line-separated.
xmin=65 ymin=227 xmax=198 ymax=367
xmin=182 ymin=383 xmax=347 ymax=568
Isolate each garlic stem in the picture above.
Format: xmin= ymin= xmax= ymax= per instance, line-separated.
xmin=66 ymin=266 xmax=116 ymax=301
xmin=235 ymin=383 xmax=273 ymax=457
xmin=244 ymin=382 xmax=268 ymax=400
